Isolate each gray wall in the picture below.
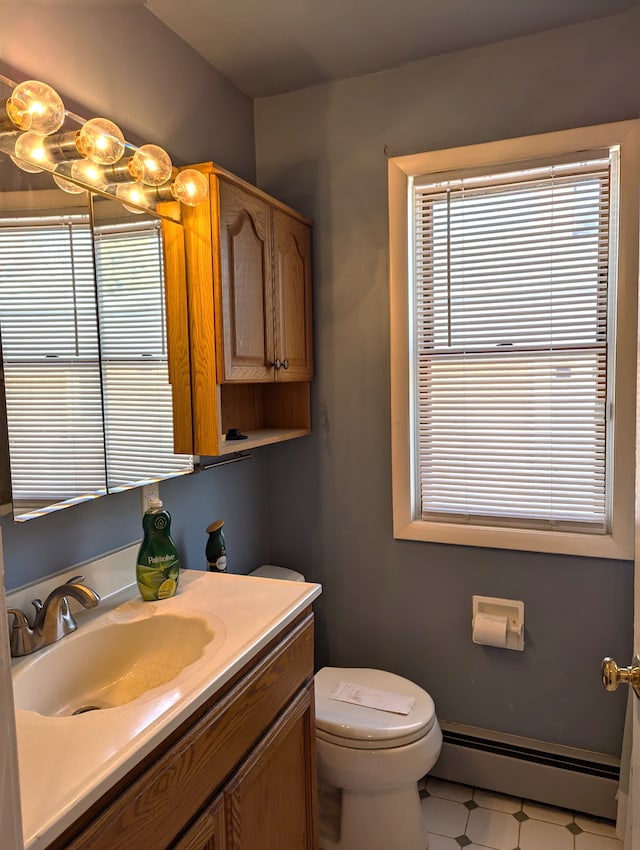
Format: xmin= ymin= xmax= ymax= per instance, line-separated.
xmin=255 ymin=10 xmax=640 ymax=756
xmin=0 ymin=4 xmax=268 ymax=590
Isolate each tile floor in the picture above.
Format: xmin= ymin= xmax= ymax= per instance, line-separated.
xmin=421 ymin=778 xmax=622 ymax=850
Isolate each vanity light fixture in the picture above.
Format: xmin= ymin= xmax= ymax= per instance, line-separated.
xmin=1 ymin=75 xmax=208 ymax=217
xmin=115 ymin=181 xmax=148 ymax=213
xmin=143 ymin=168 xmax=209 ymax=207
xmin=51 ymin=173 xmax=87 ymax=195
xmin=76 ymin=117 xmax=125 ymax=164
xmin=6 ymin=80 xmax=65 ymax=135
xmin=170 ymin=169 xmax=209 ymax=206
xmin=128 ymin=144 xmax=173 ymax=186
xmin=11 ymin=132 xmax=47 ymax=172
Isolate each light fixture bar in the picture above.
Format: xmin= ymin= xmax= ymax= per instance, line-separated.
xmin=0 ymin=73 xmax=208 ymax=219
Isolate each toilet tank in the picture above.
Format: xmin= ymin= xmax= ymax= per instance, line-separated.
xmin=249 ymin=565 xmax=306 ymax=582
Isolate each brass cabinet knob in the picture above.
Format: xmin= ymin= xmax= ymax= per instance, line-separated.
xmin=601 ymin=656 xmax=640 ymax=698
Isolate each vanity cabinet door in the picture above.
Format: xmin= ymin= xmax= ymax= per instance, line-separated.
xmin=272 ymin=209 xmax=313 ymax=382
xmin=172 ymin=794 xmax=226 ymax=850
xmin=223 ymin=683 xmax=318 ymax=850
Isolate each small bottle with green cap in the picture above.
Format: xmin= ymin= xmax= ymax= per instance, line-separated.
xmin=206 ymin=520 xmax=227 ymax=572
xmin=136 ymin=498 xmax=181 ymax=600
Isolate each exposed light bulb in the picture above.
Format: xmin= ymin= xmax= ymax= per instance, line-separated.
xmin=115 ymin=181 xmax=147 ymax=213
xmin=12 ymin=132 xmax=47 ymax=171
xmin=9 ymin=154 xmax=42 ymax=173
xmin=69 ymin=158 xmax=107 ymax=188
xmin=75 ymin=117 xmax=125 ymax=165
xmin=171 ymin=169 xmax=209 ymax=206
xmin=52 ymin=173 xmax=87 ymax=195
xmin=1 ymin=94 xmax=31 ymax=132
xmin=128 ymin=144 xmax=172 ymax=186
xmin=7 ymin=80 xmax=65 ymax=135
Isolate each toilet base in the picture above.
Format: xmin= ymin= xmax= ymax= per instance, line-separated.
xmin=319 ymin=783 xmax=426 ymax=850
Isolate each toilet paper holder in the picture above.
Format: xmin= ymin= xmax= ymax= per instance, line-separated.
xmin=472 ymin=595 xmax=525 ymax=651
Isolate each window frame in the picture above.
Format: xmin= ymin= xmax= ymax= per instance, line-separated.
xmin=388 ymin=122 xmax=640 ymax=559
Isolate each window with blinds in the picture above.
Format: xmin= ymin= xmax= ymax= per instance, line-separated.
xmin=0 ymin=213 xmax=190 ymax=513
xmin=411 ymin=151 xmax=616 ymax=534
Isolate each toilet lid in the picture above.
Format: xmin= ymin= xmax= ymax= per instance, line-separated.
xmin=314 ymin=667 xmax=436 ymax=750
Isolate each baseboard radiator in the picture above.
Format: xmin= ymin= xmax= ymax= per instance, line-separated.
xmin=430 ymin=722 xmax=620 ymax=820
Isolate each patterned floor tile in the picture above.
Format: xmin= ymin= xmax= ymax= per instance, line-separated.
xmin=473 ymin=788 xmax=522 ymax=814
xmin=422 ymin=795 xmax=470 ymax=838
xmin=426 ymin=834 xmax=462 ymax=850
xmin=575 ymin=832 xmax=623 ymax=850
xmin=428 ymin=777 xmax=474 ymax=803
xmin=574 ymin=814 xmax=619 ymax=838
xmin=419 ymin=779 xmax=622 ymax=850
xmin=466 ymin=806 xmax=520 ymax=850
xmin=519 ymin=817 xmax=574 ymax=850
xmin=523 ymin=800 xmax=574 ymax=826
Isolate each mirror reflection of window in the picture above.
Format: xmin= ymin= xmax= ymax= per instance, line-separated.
xmin=0 ymin=210 xmax=107 ymax=514
xmin=92 ymin=215 xmax=191 ymax=490
xmin=0 ymin=180 xmax=193 ymax=521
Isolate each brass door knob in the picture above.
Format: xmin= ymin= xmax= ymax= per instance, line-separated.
xmin=601 ymin=656 xmax=640 ymax=698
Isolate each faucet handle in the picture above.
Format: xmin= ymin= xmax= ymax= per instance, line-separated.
xmin=7 ymin=608 xmax=30 ymax=628
xmin=7 ymin=608 xmax=35 ymax=656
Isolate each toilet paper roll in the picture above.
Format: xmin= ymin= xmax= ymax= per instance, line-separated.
xmin=472 ymin=612 xmax=509 ymax=648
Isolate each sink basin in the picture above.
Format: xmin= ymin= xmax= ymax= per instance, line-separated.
xmin=12 ymin=613 xmax=215 ymax=717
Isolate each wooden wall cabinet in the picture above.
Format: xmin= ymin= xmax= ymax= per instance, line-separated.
xmin=48 ymin=611 xmax=318 ymax=850
xmin=173 ymin=164 xmax=313 ymax=457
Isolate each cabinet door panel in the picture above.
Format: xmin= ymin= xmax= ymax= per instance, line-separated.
xmin=172 ymin=794 xmax=226 ymax=850
xmin=273 ymin=210 xmax=313 ymax=381
xmin=217 ymin=180 xmax=274 ymax=382
xmin=224 ymin=684 xmax=318 ymax=850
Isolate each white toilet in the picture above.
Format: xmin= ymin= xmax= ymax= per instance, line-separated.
xmin=315 ymin=666 xmax=442 ymax=850
xmin=249 ymin=566 xmax=443 ymax=850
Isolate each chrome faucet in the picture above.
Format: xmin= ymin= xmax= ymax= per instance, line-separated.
xmin=7 ymin=575 xmax=101 ymax=657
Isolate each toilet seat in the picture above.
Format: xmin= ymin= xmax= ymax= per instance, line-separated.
xmin=314 ymin=667 xmax=436 ymax=750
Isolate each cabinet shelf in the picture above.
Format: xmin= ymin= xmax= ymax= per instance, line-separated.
xmin=219 ymin=427 xmax=310 ymax=455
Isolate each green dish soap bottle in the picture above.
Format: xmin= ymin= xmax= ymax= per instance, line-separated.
xmin=136 ymin=498 xmax=181 ymax=601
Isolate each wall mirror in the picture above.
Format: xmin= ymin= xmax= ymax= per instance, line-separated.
xmin=0 ymin=149 xmax=193 ymax=521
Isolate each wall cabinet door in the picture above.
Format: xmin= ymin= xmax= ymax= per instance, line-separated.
xmin=217 ymin=178 xmax=313 ymax=384
xmin=273 ymin=209 xmax=313 ymax=382
xmin=223 ymin=684 xmax=318 ymax=850
xmin=217 ymin=179 xmax=274 ymax=382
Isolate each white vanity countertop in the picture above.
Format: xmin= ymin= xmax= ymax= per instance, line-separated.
xmin=10 ymin=566 xmax=321 ymax=850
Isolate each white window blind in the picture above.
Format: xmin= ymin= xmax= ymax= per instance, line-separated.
xmin=0 ymin=216 xmax=106 ymax=503
xmin=412 ymin=152 xmax=615 ymax=533
xmin=93 ymin=220 xmax=191 ymax=490
xmin=0 ymin=214 xmax=190 ymax=511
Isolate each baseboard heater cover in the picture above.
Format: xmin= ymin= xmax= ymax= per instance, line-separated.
xmin=431 ymin=722 xmax=620 ymax=821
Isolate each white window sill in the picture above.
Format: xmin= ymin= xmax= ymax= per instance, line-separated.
xmin=394 ymin=518 xmax=633 ymax=560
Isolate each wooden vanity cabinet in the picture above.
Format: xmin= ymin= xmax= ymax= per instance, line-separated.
xmin=173 ymin=163 xmax=313 ymax=457
xmin=48 ymin=610 xmax=318 ymax=850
